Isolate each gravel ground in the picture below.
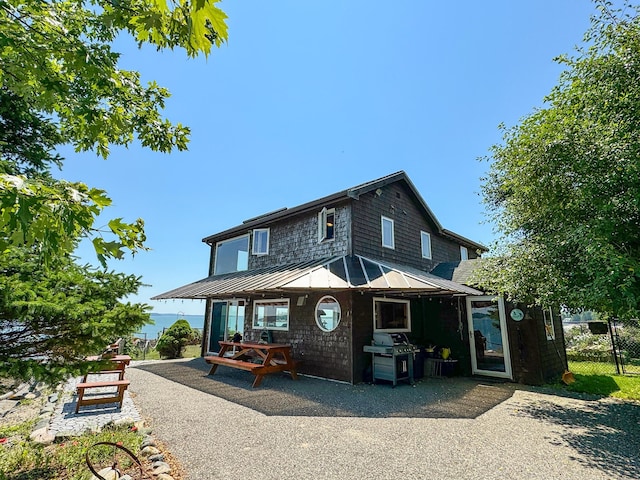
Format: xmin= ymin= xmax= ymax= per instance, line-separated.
xmin=127 ymin=358 xmax=639 ymax=480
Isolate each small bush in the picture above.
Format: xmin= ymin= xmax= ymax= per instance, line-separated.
xmin=155 ymin=320 xmax=194 ymax=359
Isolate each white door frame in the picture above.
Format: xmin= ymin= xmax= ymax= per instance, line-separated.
xmin=466 ymin=295 xmax=513 ymax=379
xmin=206 ymin=299 xmax=245 ymax=355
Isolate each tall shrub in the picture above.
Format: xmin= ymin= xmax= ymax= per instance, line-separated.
xmin=156 ymin=320 xmax=194 ymax=359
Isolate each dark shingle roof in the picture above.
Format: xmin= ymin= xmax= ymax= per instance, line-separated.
xmin=202 ymin=171 xmax=488 ymax=252
xmin=430 ymin=259 xmax=485 ymax=288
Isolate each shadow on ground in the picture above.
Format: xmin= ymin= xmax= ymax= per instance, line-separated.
xmin=515 ymin=395 xmax=640 ymax=479
xmin=134 ymin=358 xmax=516 ymax=419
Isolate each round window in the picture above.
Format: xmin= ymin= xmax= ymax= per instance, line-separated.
xmin=315 ymin=296 xmax=341 ymax=332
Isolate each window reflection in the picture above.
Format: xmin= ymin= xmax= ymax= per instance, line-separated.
xmin=316 ymin=296 xmax=341 ymax=332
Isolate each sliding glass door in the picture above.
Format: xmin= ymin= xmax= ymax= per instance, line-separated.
xmin=207 ymin=300 xmax=246 ymax=353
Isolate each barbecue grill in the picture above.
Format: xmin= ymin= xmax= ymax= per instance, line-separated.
xmin=363 ymin=332 xmax=416 ymax=386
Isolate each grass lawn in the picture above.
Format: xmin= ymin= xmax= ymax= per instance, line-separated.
xmin=553 ymin=361 xmax=640 ymax=401
xmin=129 ymin=344 xmax=201 ymax=361
xmin=0 ymin=421 xmax=144 ymax=480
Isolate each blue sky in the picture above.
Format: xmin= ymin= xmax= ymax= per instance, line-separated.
xmin=58 ymin=1 xmax=603 ymax=315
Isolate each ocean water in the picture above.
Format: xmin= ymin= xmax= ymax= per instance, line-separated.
xmin=136 ymin=313 xmax=205 ymax=339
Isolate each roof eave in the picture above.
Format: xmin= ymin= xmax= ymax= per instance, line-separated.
xmin=441 ymin=229 xmax=488 ymax=252
xmin=201 ymin=190 xmax=351 ymax=245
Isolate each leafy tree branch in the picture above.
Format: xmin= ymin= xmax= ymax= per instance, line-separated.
xmin=477 ymin=1 xmax=640 ymax=319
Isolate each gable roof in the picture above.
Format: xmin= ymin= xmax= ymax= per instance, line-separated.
xmin=151 ymin=254 xmax=483 ymax=300
xmin=202 ymin=171 xmax=488 ymax=252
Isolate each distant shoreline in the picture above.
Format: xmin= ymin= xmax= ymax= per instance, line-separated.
xmin=137 ymin=313 xmax=205 ymax=339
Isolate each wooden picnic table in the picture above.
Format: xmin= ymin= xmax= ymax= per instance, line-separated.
xmin=205 ymin=341 xmax=299 ymax=388
xmin=83 ymin=354 xmax=131 ymax=381
xmin=75 ymin=354 xmax=132 ymax=413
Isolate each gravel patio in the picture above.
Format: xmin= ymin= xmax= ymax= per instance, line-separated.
xmin=127 ymin=358 xmax=639 ymax=480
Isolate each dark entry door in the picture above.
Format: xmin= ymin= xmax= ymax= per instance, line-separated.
xmin=208 ymin=302 xmax=227 ymax=353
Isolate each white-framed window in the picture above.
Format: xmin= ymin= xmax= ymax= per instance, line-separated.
xmin=214 ymin=235 xmax=249 ymax=275
xmin=373 ymin=297 xmax=410 ymax=332
xmin=315 ymin=296 xmax=341 ymax=332
xmin=460 ymin=245 xmax=469 ymax=260
xmin=317 ymin=207 xmax=335 ymax=242
xmin=543 ymin=307 xmax=556 ymax=340
xmin=253 ymin=299 xmax=290 ymax=331
xmin=381 ymin=216 xmax=395 ymax=249
xmin=420 ymin=231 xmax=432 ymax=259
xmin=252 ymin=228 xmax=270 ymax=255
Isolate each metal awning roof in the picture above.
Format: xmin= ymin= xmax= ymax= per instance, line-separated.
xmin=151 ymin=255 xmax=484 ymax=300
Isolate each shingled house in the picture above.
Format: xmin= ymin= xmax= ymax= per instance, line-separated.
xmin=154 ymin=171 xmax=566 ymax=385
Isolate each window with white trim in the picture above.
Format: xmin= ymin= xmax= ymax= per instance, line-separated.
xmin=252 ymin=228 xmax=270 ymax=255
xmin=253 ymin=299 xmax=290 ymax=331
xmin=214 ymin=235 xmax=249 ymax=275
xmin=317 ymin=207 xmax=335 ymax=242
xmin=543 ymin=307 xmax=556 ymax=340
xmin=381 ymin=216 xmax=395 ymax=249
xmin=373 ymin=297 xmax=411 ymax=332
xmin=421 ymin=231 xmax=432 ymax=259
xmin=315 ymin=296 xmax=341 ymax=332
xmin=460 ymin=245 xmax=469 ymax=260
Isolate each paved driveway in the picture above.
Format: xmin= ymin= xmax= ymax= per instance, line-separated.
xmin=128 ymin=359 xmax=639 ymax=480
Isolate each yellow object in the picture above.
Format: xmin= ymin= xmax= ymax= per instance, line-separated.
xmin=562 ymin=370 xmax=576 ymax=384
xmin=441 ymin=348 xmax=451 ymax=360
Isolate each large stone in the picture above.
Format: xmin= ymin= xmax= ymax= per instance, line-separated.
xmin=148 ymin=453 xmax=165 ymax=462
xmin=140 ymin=445 xmax=161 ymax=456
xmin=152 ymin=463 xmax=171 ymax=475
xmin=90 ymin=467 xmax=119 ymax=480
xmin=29 ymin=427 xmax=55 ymax=445
xmin=113 ymin=416 xmax=135 ymax=427
xmin=141 ymin=438 xmax=156 ymax=448
xmin=156 ymin=474 xmax=175 ymax=480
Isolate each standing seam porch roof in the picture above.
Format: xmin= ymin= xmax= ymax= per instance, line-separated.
xmin=151 ymin=255 xmax=483 ymax=300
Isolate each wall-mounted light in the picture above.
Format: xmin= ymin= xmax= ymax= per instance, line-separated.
xmin=375 ymin=188 xmax=383 ymax=197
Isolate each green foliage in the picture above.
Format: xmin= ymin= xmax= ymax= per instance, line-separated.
xmin=0 ymin=1 xmax=227 ymax=383
xmin=0 ymin=0 xmax=228 ymax=263
xmin=0 ymin=421 xmax=143 ymax=480
xmin=554 ymin=363 xmax=640 ymax=400
xmin=0 ymin=247 xmax=152 ymax=385
xmin=565 ymin=325 xmax=614 ymax=362
xmin=478 ymin=1 xmax=640 ymax=319
xmin=155 ymin=319 xmax=195 ymax=358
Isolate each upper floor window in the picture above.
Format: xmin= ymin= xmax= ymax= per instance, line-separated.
xmin=460 ymin=245 xmax=469 ymax=260
xmin=420 ymin=231 xmax=432 ymax=259
xmin=252 ymin=228 xmax=270 ymax=255
xmin=214 ymin=235 xmax=249 ymax=275
xmin=318 ymin=207 xmax=335 ymax=242
xmin=381 ymin=216 xmax=395 ymax=249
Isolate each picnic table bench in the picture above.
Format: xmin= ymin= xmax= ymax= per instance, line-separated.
xmin=75 ymin=379 xmax=131 ymax=413
xmin=75 ymin=354 xmax=132 ymax=413
xmin=205 ymin=341 xmax=299 ymax=388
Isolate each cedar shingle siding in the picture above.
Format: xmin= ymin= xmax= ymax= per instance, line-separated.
xmin=249 ymin=203 xmax=351 ymax=270
xmin=159 ymin=171 xmax=566 ymax=386
xmin=352 ymin=182 xmax=475 ymax=269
